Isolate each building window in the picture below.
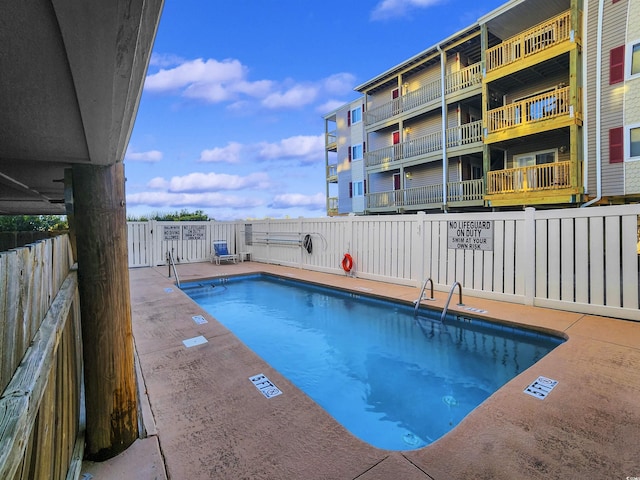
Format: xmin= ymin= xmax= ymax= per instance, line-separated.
xmin=352 ymin=181 xmax=364 ymax=197
xmin=514 ymin=149 xmax=557 ymax=167
xmin=352 ymin=144 xmax=363 ymax=161
xmin=627 ymin=41 xmax=640 ymax=78
xmin=627 ymin=124 xmax=640 ymax=161
xmin=351 ymin=106 xmax=362 ymax=125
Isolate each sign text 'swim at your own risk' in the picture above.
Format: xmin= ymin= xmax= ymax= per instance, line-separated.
xmin=447 ymin=220 xmax=494 ymax=251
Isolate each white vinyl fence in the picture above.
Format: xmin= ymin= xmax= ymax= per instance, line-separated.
xmin=127 ymin=205 xmax=640 ymax=321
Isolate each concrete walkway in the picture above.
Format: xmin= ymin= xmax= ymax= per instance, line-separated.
xmin=82 ymin=262 xmax=640 ymax=479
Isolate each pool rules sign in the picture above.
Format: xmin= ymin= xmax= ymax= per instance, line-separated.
xmin=447 ymin=220 xmax=494 ymax=251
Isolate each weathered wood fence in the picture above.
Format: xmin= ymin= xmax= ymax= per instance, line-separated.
xmin=128 ymin=205 xmax=640 ymax=321
xmin=0 ymin=234 xmax=83 ymax=479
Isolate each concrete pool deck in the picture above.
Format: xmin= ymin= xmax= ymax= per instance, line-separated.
xmin=82 ymin=262 xmax=640 ymax=479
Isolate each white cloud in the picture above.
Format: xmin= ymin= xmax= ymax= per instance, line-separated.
xmin=127 ymin=191 xmax=263 ymax=209
xmin=371 ymin=0 xmax=443 ymax=20
xmin=198 ymin=142 xmax=243 ymax=163
xmin=322 ymin=73 xmax=357 ymax=95
xmin=157 ymin=172 xmax=271 ymax=193
xmin=144 ymin=55 xmax=357 ymax=111
xmin=147 ymin=177 xmax=169 ymax=189
xmin=258 ymin=134 xmax=324 ymax=164
xmin=261 ymin=84 xmax=319 ymax=109
xmin=316 ymin=99 xmax=348 ymax=114
xmin=125 ymin=149 xmax=163 ymax=163
xmin=269 ymin=192 xmax=325 ymax=209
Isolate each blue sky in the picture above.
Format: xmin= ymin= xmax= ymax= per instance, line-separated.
xmin=124 ymin=0 xmax=505 ymax=221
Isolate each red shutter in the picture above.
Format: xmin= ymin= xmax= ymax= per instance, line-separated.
xmin=348 ymin=146 xmax=352 ymax=162
xmin=347 ymin=110 xmax=351 ymax=126
xmin=362 ymin=103 xmax=365 ymax=112
xmin=363 ymin=142 xmax=366 ymax=153
xmin=364 ymin=179 xmax=367 ymax=194
xmin=610 ymin=45 xmax=625 ymax=84
xmin=349 ymin=182 xmax=353 ymax=198
xmin=609 ymin=127 xmax=624 ymax=163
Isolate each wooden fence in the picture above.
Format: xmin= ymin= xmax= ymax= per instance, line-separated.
xmin=0 ymin=235 xmax=83 ymax=480
xmin=127 ymin=205 xmax=640 ymax=321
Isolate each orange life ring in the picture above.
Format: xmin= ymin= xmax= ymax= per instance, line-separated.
xmin=341 ymin=253 xmax=353 ymax=272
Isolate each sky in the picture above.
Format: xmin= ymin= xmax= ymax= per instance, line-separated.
xmin=124 ymin=0 xmax=506 ymax=221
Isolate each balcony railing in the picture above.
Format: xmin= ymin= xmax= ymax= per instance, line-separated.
xmin=365 ymin=120 xmax=483 ymax=168
xmin=445 ymin=63 xmax=482 ymax=95
xmin=486 ymin=10 xmax=572 ymax=72
xmin=486 ymin=86 xmax=573 ymax=134
xmin=367 ymin=179 xmax=484 ymax=210
xmin=326 ymin=164 xmax=337 ymax=182
xmin=487 ymin=161 xmax=572 ymax=194
xmin=327 ymin=197 xmax=338 ymax=216
xmin=326 ymin=130 xmax=337 ymax=148
xmin=365 ymin=62 xmax=481 ymax=126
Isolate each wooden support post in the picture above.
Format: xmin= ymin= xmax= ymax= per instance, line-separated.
xmin=71 ymin=162 xmax=138 ymax=461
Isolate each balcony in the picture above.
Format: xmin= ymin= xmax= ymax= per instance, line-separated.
xmin=327 ymin=197 xmax=338 ymax=216
xmin=487 ymin=162 xmax=575 ymax=204
xmin=364 ymin=63 xmax=482 ymax=127
xmin=365 ymin=121 xmax=483 ymax=170
xmin=366 ymin=179 xmax=484 ymax=212
xmin=485 ymin=86 xmax=580 ymax=142
xmin=326 ymin=130 xmax=337 ymax=151
xmin=326 ymin=164 xmax=338 ymax=183
xmin=485 ymin=10 xmax=575 ymax=79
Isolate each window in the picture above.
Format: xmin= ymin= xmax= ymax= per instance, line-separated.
xmin=610 ymin=45 xmax=625 ymax=84
xmin=627 ymin=125 xmax=640 ymax=161
xmin=514 ymin=149 xmax=557 ymax=167
xmin=351 ymin=144 xmax=363 ymax=161
xmin=627 ymin=41 xmax=640 ymax=78
xmin=352 ymin=181 xmax=364 ymax=197
xmin=350 ymin=106 xmax=362 ymax=125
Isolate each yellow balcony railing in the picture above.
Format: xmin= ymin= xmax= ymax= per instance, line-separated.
xmin=487 ymin=161 xmax=572 ymax=194
xmin=486 ymin=10 xmax=572 ymax=72
xmin=486 ymin=86 xmax=574 ymax=134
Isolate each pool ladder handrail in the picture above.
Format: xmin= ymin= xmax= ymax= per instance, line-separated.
xmin=414 ymin=277 xmax=435 ymax=314
xmin=440 ymin=281 xmax=463 ymax=322
xmin=167 ymin=249 xmax=181 ymax=288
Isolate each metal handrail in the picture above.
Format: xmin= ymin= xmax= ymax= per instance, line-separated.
xmin=440 ymin=281 xmax=463 ymax=322
xmin=414 ymin=277 xmax=435 ymax=314
xmin=167 ymin=249 xmax=181 ymax=288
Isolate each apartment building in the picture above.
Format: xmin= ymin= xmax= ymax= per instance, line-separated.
xmin=323 ymin=0 xmax=639 ymax=215
xmin=324 ymin=98 xmax=366 ymax=215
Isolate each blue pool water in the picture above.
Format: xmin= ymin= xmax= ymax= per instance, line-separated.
xmin=182 ymin=274 xmax=563 ymax=451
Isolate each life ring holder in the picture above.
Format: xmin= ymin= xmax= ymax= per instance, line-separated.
xmin=341 ymin=253 xmax=353 ymax=273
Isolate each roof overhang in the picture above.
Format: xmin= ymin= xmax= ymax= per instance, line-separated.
xmin=0 ymin=0 xmax=164 ymax=214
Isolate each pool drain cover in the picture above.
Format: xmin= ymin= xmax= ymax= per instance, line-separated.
xmin=442 ymin=395 xmax=458 ymax=406
xmin=192 ymin=315 xmax=207 ymax=325
xmin=403 ymin=433 xmax=420 ymax=445
xmin=524 ymin=376 xmax=558 ymax=400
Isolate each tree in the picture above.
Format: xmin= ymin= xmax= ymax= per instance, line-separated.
xmin=0 ymin=215 xmax=68 ymax=232
xmin=127 ymin=209 xmax=211 ymax=222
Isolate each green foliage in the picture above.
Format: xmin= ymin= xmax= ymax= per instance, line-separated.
xmin=127 ymin=209 xmax=211 ymax=222
xmin=0 ymin=215 xmax=68 ymax=232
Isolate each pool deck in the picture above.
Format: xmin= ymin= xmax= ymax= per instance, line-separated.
xmin=81 ymin=262 xmax=640 ymax=479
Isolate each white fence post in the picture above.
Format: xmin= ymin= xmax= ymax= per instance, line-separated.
xmin=524 ymin=207 xmax=536 ymax=305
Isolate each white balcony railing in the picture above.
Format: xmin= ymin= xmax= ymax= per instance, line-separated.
xmin=365 ymin=120 xmax=483 ymax=168
xmin=367 ymin=179 xmax=484 ymax=210
xmin=365 ymin=62 xmax=482 ymax=126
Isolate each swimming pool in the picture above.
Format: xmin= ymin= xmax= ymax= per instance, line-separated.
xmin=182 ymin=274 xmax=563 ymax=451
